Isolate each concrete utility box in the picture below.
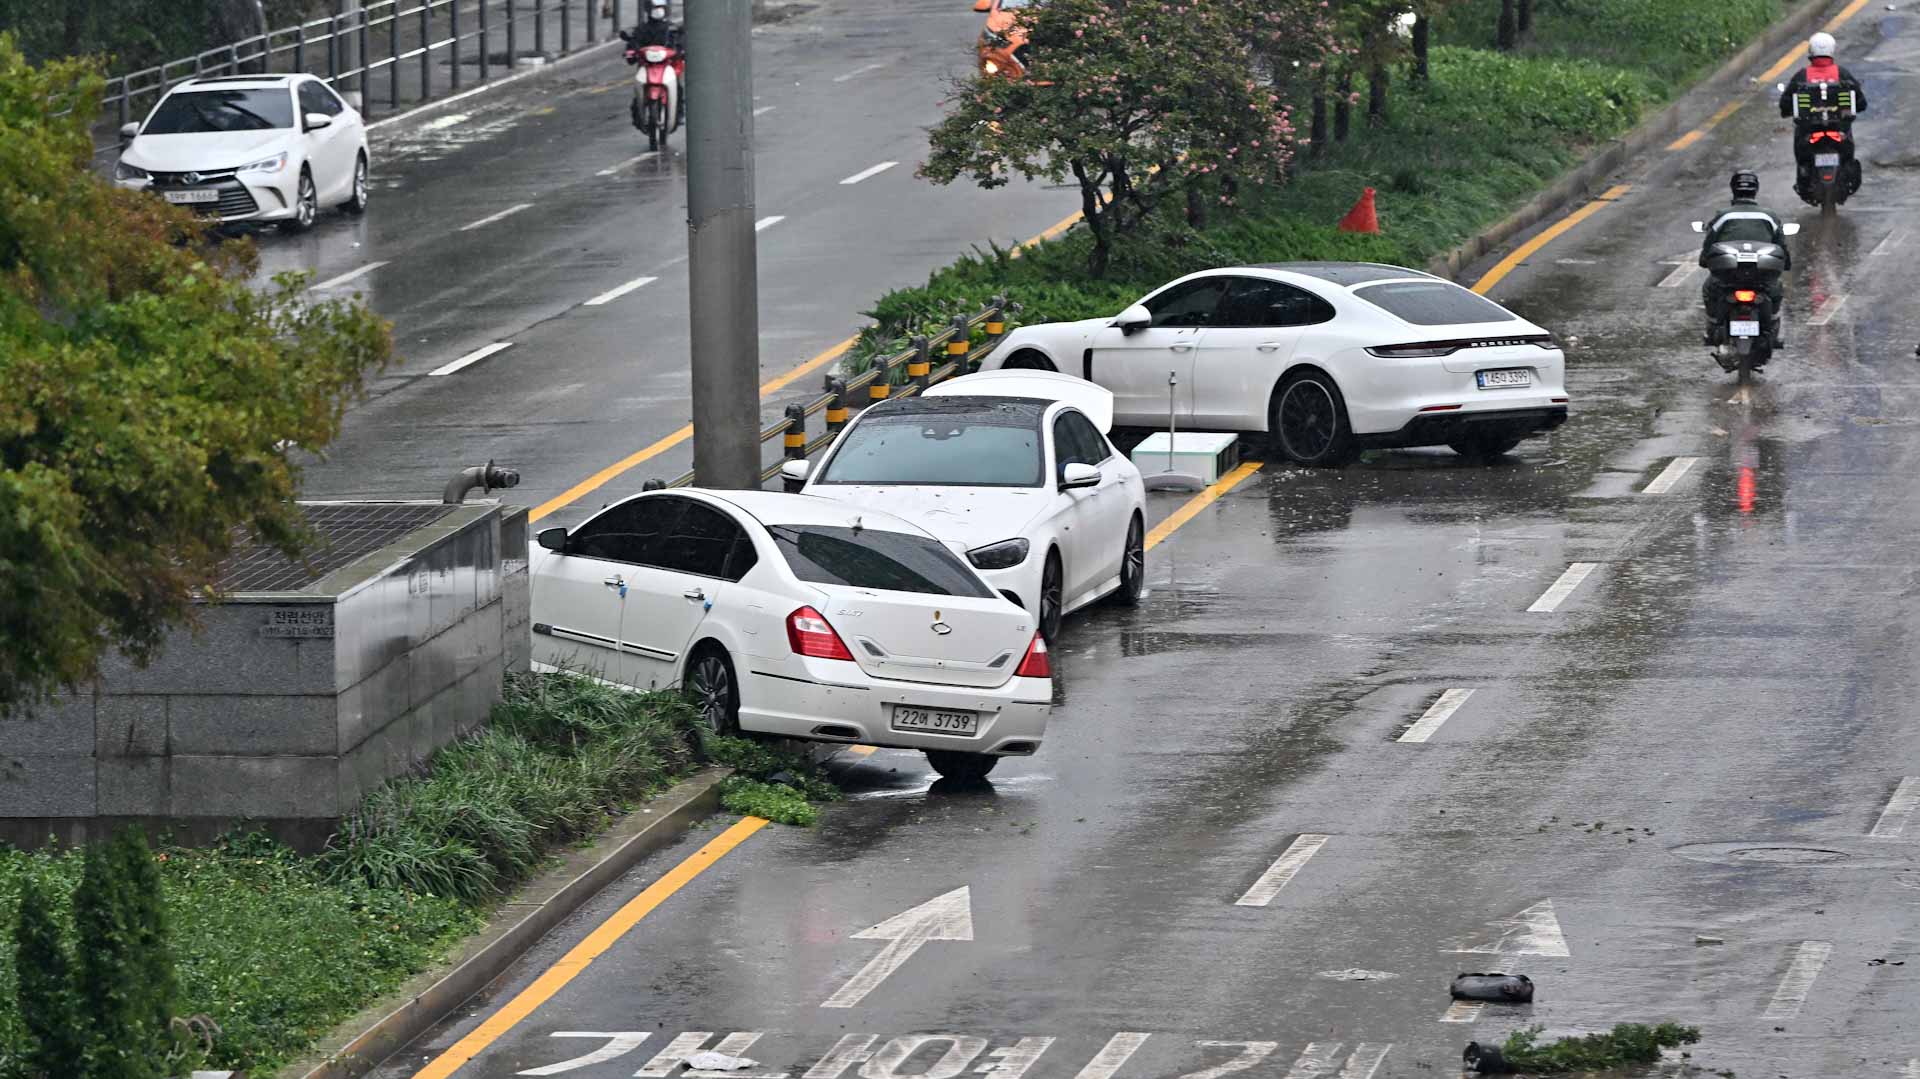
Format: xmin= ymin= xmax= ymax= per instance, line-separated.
xmin=0 ymin=501 xmax=530 ymax=849
xmin=1129 ymin=432 xmax=1241 ymax=484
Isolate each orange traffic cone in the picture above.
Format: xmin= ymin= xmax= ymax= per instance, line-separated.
xmin=1337 ymin=187 xmax=1379 ymax=233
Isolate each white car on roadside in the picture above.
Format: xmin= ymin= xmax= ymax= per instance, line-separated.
xmin=113 ymin=74 xmax=370 ymax=232
xmin=784 ymin=370 xmax=1146 ymax=642
xmin=978 ymin=262 xmax=1570 ymax=465
xmin=531 ymin=489 xmax=1050 ymax=783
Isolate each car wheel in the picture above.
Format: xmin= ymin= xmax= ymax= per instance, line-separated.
xmin=1270 ymin=370 xmax=1356 ymax=467
xmin=1448 ymin=433 xmax=1524 ymax=461
xmin=1038 ymin=550 xmax=1064 ymax=642
xmin=281 ymin=168 xmax=317 ymax=233
xmin=925 ymin=750 xmax=998 ymax=784
xmin=1111 ymin=513 xmax=1145 ymax=606
xmin=684 ymin=645 xmax=741 ymax=737
xmin=344 ymin=153 xmax=369 ymax=215
xmin=1002 ymin=350 xmax=1056 ymax=372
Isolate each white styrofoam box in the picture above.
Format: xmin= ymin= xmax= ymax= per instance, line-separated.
xmin=1128 ymin=432 xmax=1240 ymax=484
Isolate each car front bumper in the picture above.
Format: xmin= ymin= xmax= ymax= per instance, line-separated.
xmin=739 ymin=661 xmax=1050 ymax=755
xmin=118 ymin=174 xmax=301 ymax=224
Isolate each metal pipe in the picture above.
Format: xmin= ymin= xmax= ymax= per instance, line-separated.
xmin=450 ymin=0 xmax=461 ymax=89
xmin=442 ymin=461 xmax=521 ymax=503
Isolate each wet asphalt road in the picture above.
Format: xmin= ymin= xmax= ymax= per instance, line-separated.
xmin=350 ymin=4 xmax=1920 ymax=1078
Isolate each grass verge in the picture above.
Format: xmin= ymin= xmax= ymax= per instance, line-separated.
xmin=705 ymin=734 xmax=844 ymax=826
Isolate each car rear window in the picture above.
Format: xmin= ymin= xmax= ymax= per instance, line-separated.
xmin=816 ymin=409 xmax=1043 ymax=487
xmin=1354 ymin=281 xmax=1517 ymax=326
xmin=145 ymin=88 xmax=295 ymax=133
xmin=769 ymin=525 xmax=994 ymax=598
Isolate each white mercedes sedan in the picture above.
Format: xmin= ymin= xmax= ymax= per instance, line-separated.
xmin=978 ymin=262 xmax=1569 ymax=465
xmin=531 ymin=490 xmax=1049 ymax=782
xmin=785 ymin=371 xmax=1146 ymax=642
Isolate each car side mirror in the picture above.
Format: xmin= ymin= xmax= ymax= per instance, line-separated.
xmin=1112 ymin=303 xmax=1151 ymax=335
xmin=537 ymin=526 xmax=569 ymax=552
xmin=780 ymin=459 xmax=811 ymax=484
xmin=1689 ymin=220 xmax=1705 ymax=233
xmin=304 ymin=112 xmax=334 ymax=131
xmin=1060 ymin=462 xmax=1101 ymax=490
xmin=119 ymin=122 xmax=140 ymax=142
xmin=1782 ymin=222 xmax=1802 ymax=236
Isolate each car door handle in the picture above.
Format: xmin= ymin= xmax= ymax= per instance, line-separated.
xmin=1169 ymin=344 xmax=1193 ymax=353
xmin=1257 ymin=342 xmax=1283 ymax=352
xmin=683 ymin=588 xmax=706 ymax=601
xmin=602 ymin=575 xmax=625 ymax=589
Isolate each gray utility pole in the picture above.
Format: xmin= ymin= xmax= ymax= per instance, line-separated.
xmin=684 ymin=0 xmax=762 ymax=489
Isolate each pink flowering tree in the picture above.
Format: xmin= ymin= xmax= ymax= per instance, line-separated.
xmin=921 ymin=0 xmax=1305 ymax=277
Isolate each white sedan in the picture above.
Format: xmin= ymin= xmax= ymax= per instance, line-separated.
xmin=114 ymin=74 xmax=369 ymax=232
xmin=531 ymin=489 xmax=1049 ymax=783
xmin=978 ymin=262 xmax=1570 ymax=465
xmin=784 ymin=370 xmax=1146 ymax=641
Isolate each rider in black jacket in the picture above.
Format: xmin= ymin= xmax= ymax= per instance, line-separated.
xmin=622 ymin=3 xmax=687 ymax=127
xmin=1699 ymin=170 xmax=1791 ymax=349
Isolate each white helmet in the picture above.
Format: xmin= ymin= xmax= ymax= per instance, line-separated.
xmin=1808 ymin=32 xmax=1836 ymax=58
xmin=650 ymin=3 xmax=667 ymax=17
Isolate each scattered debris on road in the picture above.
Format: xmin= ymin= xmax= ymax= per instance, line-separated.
xmin=1451 ymin=972 xmax=1535 ymax=1002
xmin=1316 ymin=968 xmax=1399 ymax=981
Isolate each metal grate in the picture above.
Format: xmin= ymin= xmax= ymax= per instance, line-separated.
xmin=218 ymin=502 xmax=460 ymax=593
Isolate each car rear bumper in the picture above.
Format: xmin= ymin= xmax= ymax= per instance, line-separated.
xmin=1359 ymin=405 xmax=1569 ymax=449
xmin=738 ymin=666 xmax=1050 ymax=755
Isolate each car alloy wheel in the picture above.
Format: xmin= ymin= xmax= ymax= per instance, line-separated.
xmin=1114 ymin=515 xmax=1144 ymax=606
xmin=685 ymin=649 xmax=739 ymax=735
xmin=284 ymin=170 xmax=317 ymax=232
xmin=1273 ymin=372 xmax=1355 ymax=467
xmin=1039 ymin=552 xmax=1064 ymax=641
xmin=346 ymin=155 xmax=369 ymax=214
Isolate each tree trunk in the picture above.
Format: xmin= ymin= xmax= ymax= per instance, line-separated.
xmin=1498 ymin=0 xmax=1518 ymax=50
xmin=1334 ymin=72 xmax=1352 ymax=143
xmin=1073 ymin=161 xmax=1112 ymax=278
xmin=1412 ymin=16 xmax=1430 ymax=83
xmin=1186 ymin=184 xmax=1207 ymax=229
xmin=1310 ymin=91 xmax=1328 ymax=157
xmin=1368 ymin=64 xmax=1388 ymax=125
xmin=1518 ymin=0 xmax=1533 ymax=35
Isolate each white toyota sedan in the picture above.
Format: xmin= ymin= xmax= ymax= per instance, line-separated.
xmin=978 ymin=262 xmax=1570 ymax=465
xmin=114 ymin=74 xmax=369 ymax=232
xmin=531 ymin=489 xmax=1050 ymax=782
xmin=785 ymin=371 xmax=1146 ymax=642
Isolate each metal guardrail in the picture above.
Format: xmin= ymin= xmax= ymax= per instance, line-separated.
xmin=100 ymin=0 xmax=631 ymax=140
xmin=646 ymin=298 xmax=1016 ymax=492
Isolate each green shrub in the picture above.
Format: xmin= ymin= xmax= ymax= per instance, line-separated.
xmin=1494 ymin=1022 xmax=1702 ymax=1072
xmin=702 ymin=734 xmax=843 ymax=826
xmin=718 ymin=778 xmax=820 ymax=826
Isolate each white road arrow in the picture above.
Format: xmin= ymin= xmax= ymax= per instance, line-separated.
xmin=1445 ymin=898 xmax=1571 ymax=958
xmin=822 ymin=886 xmax=973 ymax=1008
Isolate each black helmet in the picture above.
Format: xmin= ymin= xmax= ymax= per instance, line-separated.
xmin=1730 ymin=169 xmax=1760 ymax=199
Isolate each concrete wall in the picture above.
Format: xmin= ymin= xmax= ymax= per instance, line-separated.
xmin=0 ymin=504 xmax=531 ymax=850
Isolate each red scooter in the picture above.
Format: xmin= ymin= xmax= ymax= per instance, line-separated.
xmin=620 ymin=32 xmax=684 ymax=151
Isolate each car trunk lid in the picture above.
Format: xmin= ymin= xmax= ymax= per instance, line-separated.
xmin=817 ymin=588 xmax=1035 ymax=689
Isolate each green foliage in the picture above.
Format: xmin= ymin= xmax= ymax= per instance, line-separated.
xmin=70 ymin=834 xmax=158 ymax=1078
xmin=320 ymin=673 xmax=701 ymax=902
xmin=1496 ymin=1022 xmax=1702 ymax=1072
xmin=11 ymin=877 xmax=82 ymax=1079
xmin=704 ymin=734 xmax=843 ymax=803
xmin=0 ymin=38 xmax=392 ymax=710
xmin=1434 ymin=0 xmax=1781 ymax=87
xmin=718 ymin=778 xmax=820 ymax=826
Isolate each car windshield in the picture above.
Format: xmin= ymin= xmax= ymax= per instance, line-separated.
xmin=1353 ymin=280 xmax=1517 ymax=326
xmin=144 ymin=88 xmax=294 ymax=134
xmin=816 ymin=408 xmax=1043 ymax=487
xmin=769 ymin=525 xmax=994 ymax=598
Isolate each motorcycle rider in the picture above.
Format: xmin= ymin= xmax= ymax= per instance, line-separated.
xmin=1699 ymin=169 xmax=1790 ymax=349
xmin=1777 ymin=31 xmax=1867 ymax=197
xmin=623 ymin=2 xmax=687 ymax=127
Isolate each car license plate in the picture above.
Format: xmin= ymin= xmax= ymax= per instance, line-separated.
xmin=1814 ymin=152 xmax=1841 ymax=168
xmin=891 ymin=705 xmax=979 ymax=736
xmin=163 ymin=188 xmax=219 ymax=204
xmin=1475 ymin=368 xmax=1532 ymax=389
xmin=1729 ymin=319 xmax=1761 ymax=338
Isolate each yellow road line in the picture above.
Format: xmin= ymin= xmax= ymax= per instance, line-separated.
xmin=1470 ymin=184 xmax=1631 ymax=296
xmin=411 ymin=817 xmax=769 ymax=1079
xmin=1668 ymin=99 xmax=1747 ymax=151
xmin=1144 ymin=461 xmax=1264 ymax=551
xmin=1758 ymin=0 xmax=1875 ymax=83
xmin=849 ymin=745 xmax=878 ymax=756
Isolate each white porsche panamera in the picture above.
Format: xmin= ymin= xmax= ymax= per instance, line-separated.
xmin=978 ymin=262 xmax=1570 ymax=465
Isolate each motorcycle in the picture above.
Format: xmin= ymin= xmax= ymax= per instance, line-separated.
xmin=621 ymin=32 xmax=684 ymax=151
xmin=1690 ymin=219 xmax=1802 ymax=381
xmin=1779 ymin=79 xmax=1860 ymax=211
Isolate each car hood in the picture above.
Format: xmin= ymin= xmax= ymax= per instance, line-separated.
xmin=802 ymin=486 xmax=1049 ymax=552
xmin=125 ymin=131 xmax=292 ymax=172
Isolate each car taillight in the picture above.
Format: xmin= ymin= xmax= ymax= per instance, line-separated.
xmin=1733 ymin=289 xmax=1757 ymax=303
xmin=1014 ymin=633 xmax=1050 ymax=678
xmin=787 ymin=606 xmax=855 ymax=660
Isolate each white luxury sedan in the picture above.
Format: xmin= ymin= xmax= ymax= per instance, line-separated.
xmin=784 ymin=370 xmax=1146 ymax=642
xmin=978 ymin=262 xmax=1570 ymax=466
xmin=531 ymin=489 xmax=1050 ymax=783
xmin=114 ymin=74 xmax=369 ymax=232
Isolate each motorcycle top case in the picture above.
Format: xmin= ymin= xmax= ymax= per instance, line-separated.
xmin=1702 ymin=242 xmax=1788 ymax=275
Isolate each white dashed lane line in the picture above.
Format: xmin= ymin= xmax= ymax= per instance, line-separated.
xmin=753 ymin=105 xmax=776 ymax=117
xmin=1527 ymin=562 xmax=1598 ymax=613
xmin=831 ymin=61 xmax=887 ymax=83
xmin=1656 ymin=263 xmax=1697 ymax=288
xmin=429 ymin=341 xmax=514 ymax=377
xmin=840 ymin=161 xmax=899 ymax=186
xmin=597 ymin=152 xmax=657 ymax=176
xmin=459 ymin=202 xmax=533 ymax=231
xmin=1642 ymin=456 xmax=1700 ymax=495
xmin=1807 ymin=294 xmax=1848 ymax=326
xmin=1762 ymin=941 xmax=1833 ymax=1021
xmin=754 ymin=215 xmax=785 ymax=231
xmin=584 ymin=276 xmax=659 ymax=307
xmin=310 ymin=260 xmax=388 ymax=291
xmin=1869 ymin=776 xmax=1919 ymax=838
xmin=1071 ymin=1034 xmax=1153 ymax=1079
xmin=1869 ymin=230 xmax=1904 ymax=259
xmin=1235 ymin=834 xmax=1329 ymax=907
xmin=1399 ymin=689 xmax=1474 ymax=744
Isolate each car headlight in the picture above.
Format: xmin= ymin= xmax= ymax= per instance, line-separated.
xmin=982 ymin=59 xmax=1000 ymax=75
xmin=239 ymin=152 xmax=289 ymax=175
xmin=114 ymin=160 xmax=149 ymax=182
xmin=967 ymin=538 xmax=1030 ymax=570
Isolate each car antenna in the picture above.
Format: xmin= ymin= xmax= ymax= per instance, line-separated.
xmin=850 ymin=514 xmax=864 ymax=534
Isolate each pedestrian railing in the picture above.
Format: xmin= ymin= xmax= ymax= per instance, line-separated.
xmin=645 ymin=297 xmax=1016 ymax=492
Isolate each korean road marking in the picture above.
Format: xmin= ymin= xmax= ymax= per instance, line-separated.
xmin=428 ymin=341 xmax=514 ymax=377
xmin=517 ymin=1032 xmax=649 ymax=1075
xmin=598 ymin=152 xmax=657 ymax=176
xmin=1399 ymin=689 xmax=1474 ymax=744
xmin=1807 ymin=294 xmax=1848 ymax=326
xmin=311 ymin=260 xmax=388 ymax=291
xmin=1869 ymin=777 xmax=1920 ymax=838
xmin=841 ymin=161 xmax=900 ymax=186
xmin=1762 ymin=940 xmax=1833 ymax=1020
xmin=755 ymin=215 xmax=786 ymax=231
xmin=459 ymin=202 xmax=533 ymax=231
xmin=1448 ymin=899 xmax=1571 ymax=957
xmin=1236 ymin=834 xmax=1330 ymax=907
xmin=1144 ymin=462 xmax=1264 ymax=551
xmin=1869 ymin=230 xmax=1905 ymax=260
xmin=1334 ymin=1045 xmax=1391 ymax=1079
xmin=1439 ymin=1002 xmax=1483 ymax=1023
xmin=978 ymin=1038 xmax=1055 ymax=1079
xmin=1182 ymin=1042 xmax=1279 ymax=1079
xmin=1472 ymin=185 xmax=1631 ymax=295
xmin=753 ymin=105 xmax=777 ymax=117
xmin=859 ymin=1036 xmax=988 ymax=1079
xmin=1527 ymin=563 xmax=1598 ymax=613
xmin=1642 ymin=456 xmax=1700 ymax=495
xmin=1656 ymin=263 xmax=1697 ymax=288
xmin=832 ymin=61 xmax=888 ymax=83
xmin=1279 ymin=1043 xmax=1392 ymax=1079
xmin=822 ymin=888 xmax=973 ymax=1008
xmin=585 ymin=276 xmax=659 ymax=307
xmin=408 ymin=818 xmax=768 ymax=1079
xmin=419 ymin=111 xmax=469 ymax=132
xmin=1072 ymin=1034 xmax=1153 ymax=1079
